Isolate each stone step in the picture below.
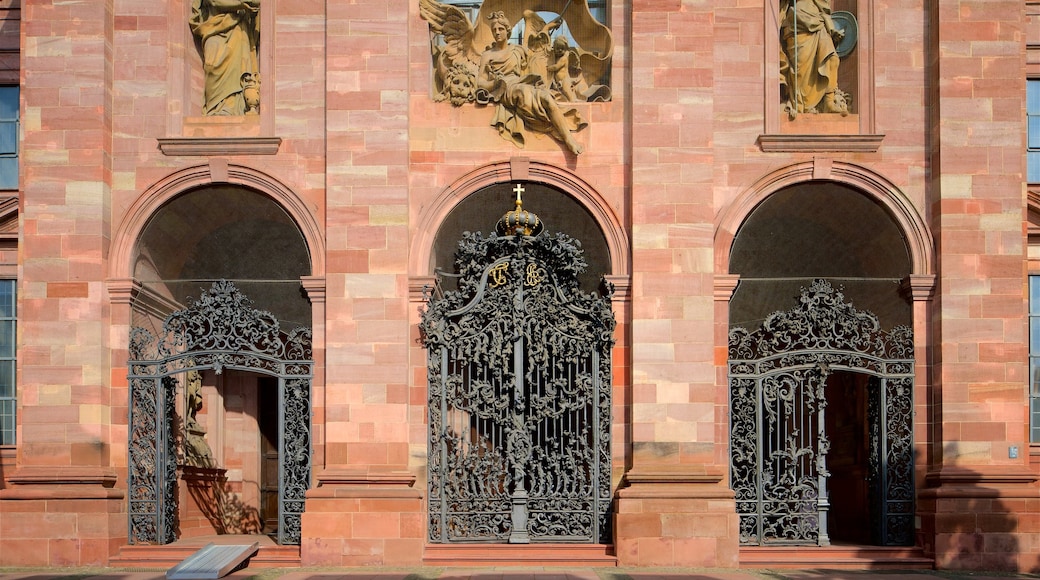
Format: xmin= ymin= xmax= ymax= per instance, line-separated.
xmin=740 ymin=545 xmax=934 ymax=570
xmin=110 ymin=543 xmax=300 ymax=569
xmin=423 ymin=544 xmax=617 ymax=567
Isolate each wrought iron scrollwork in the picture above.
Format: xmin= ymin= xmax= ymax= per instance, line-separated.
xmin=127 ymin=375 xmax=178 ymax=544
xmin=729 ymin=279 xmax=914 ymax=547
xmin=422 ymin=232 xmax=614 ymax=544
xmin=128 ymin=280 xmax=313 ymax=545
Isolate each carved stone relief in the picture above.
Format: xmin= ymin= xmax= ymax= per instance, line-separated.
xmin=190 ymin=0 xmax=261 ymax=116
xmin=779 ymin=0 xmax=857 ymax=118
xmin=420 ymin=0 xmax=613 ymax=154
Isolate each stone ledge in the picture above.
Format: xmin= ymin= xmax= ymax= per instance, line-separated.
xmin=925 ymin=465 xmax=1039 ymax=487
xmin=1 ymin=466 xmax=124 ymax=500
xmin=757 ymin=133 xmax=885 ymax=152
xmin=157 ymin=137 xmax=282 ymax=156
xmin=617 ymin=466 xmax=733 ymax=500
xmin=305 ymin=467 xmax=422 ymax=499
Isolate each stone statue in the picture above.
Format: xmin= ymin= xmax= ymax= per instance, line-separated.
xmin=190 ymin=0 xmax=260 ymax=116
xmin=183 ymin=368 xmax=214 ymax=467
xmin=419 ymin=0 xmax=614 ymax=154
xmin=779 ymin=0 xmax=849 ymax=118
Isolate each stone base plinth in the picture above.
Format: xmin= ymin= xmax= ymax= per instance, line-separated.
xmin=300 ymin=468 xmax=423 ymax=567
xmin=919 ymin=466 xmax=1040 ymax=573
xmin=0 ymin=467 xmax=125 ymax=566
xmin=614 ymin=466 xmax=739 ymax=568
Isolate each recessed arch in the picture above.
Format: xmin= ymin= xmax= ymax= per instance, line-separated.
xmin=109 ymin=162 xmax=325 ymax=282
xmin=410 ymin=159 xmax=629 ymax=279
xmin=715 ymin=160 xmax=934 ymax=277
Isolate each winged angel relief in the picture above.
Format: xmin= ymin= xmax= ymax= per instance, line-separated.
xmin=420 ymin=0 xmax=613 ymax=155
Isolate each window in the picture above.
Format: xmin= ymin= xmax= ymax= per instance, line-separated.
xmin=0 ymin=279 xmax=14 ymax=445
xmin=0 ymin=87 xmax=16 ymax=190
xmin=1030 ymin=81 xmax=1040 ymax=183
xmin=1030 ymin=275 xmax=1040 ymax=442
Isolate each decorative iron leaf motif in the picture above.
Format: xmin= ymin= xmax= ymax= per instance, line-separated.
xmin=729 ymin=279 xmax=913 ymax=360
xmin=728 ymin=279 xmax=914 ymax=547
xmin=422 ymin=231 xmax=614 ymax=544
xmin=129 ymin=279 xmax=312 ymax=365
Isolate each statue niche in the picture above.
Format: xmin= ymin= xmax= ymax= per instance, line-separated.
xmin=190 ymin=0 xmax=261 ymax=116
xmin=419 ymin=0 xmax=613 ymax=155
xmin=779 ymin=0 xmax=857 ymax=119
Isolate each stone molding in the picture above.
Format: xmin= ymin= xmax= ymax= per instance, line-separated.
xmin=757 ymin=133 xmax=885 ymax=153
xmin=157 ymin=137 xmax=282 ymax=156
xmin=924 ymin=465 xmax=1039 ymax=488
xmin=109 ymin=163 xmax=326 ymax=280
xmin=409 ymin=158 xmax=630 ymax=278
xmin=617 ymin=465 xmax=733 ymax=499
xmin=305 ymin=468 xmax=422 ymax=499
xmin=105 ymin=277 xmax=185 ymax=319
xmin=713 ymin=274 xmax=740 ymax=301
xmin=900 ymin=274 xmax=938 ymax=302
xmin=0 ymin=466 xmax=124 ymax=500
xmin=715 ymin=159 xmax=934 ymax=277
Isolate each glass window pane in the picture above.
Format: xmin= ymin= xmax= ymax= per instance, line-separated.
xmin=1029 ymin=151 xmax=1040 ymax=184
xmin=0 ymin=156 xmax=17 ymax=190
xmin=0 ymin=320 xmax=13 ymax=357
xmin=1029 ymin=80 xmax=1040 ymax=114
xmin=0 ymin=361 xmax=11 ymax=398
xmin=1032 ymin=358 xmax=1040 ymax=395
xmin=0 ymin=87 xmax=16 ymax=120
xmin=0 ymin=399 xmax=12 ymax=445
xmin=1032 ymin=277 xmax=1040 ymax=313
xmin=1030 ymin=116 xmax=1040 ymax=148
xmin=0 ymin=281 xmax=13 ymax=318
xmin=0 ymin=121 xmax=16 ymax=156
xmin=1032 ymin=397 xmax=1040 ymax=443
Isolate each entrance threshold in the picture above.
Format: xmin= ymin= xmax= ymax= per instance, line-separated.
xmin=740 ymin=544 xmax=933 ymax=570
xmin=166 ymin=542 xmax=259 ymax=579
xmin=110 ymin=535 xmax=300 ymax=569
xmin=424 ymin=544 xmax=617 ymax=567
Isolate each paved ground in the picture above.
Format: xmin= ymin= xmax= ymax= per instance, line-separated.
xmin=2 ymin=568 xmax=1040 ymax=580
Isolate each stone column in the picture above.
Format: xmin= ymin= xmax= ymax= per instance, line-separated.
xmin=613 ymin=0 xmax=738 ymax=568
xmin=922 ymin=1 xmax=1039 ymax=571
xmin=300 ymin=0 xmax=422 ymax=566
xmin=0 ymin=0 xmax=121 ymax=566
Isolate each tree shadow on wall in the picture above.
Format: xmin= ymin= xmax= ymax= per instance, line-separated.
xmin=174 ymin=414 xmax=263 ymax=536
xmin=923 ymin=447 xmax=1036 ymax=574
xmin=182 ymin=466 xmax=263 ymax=536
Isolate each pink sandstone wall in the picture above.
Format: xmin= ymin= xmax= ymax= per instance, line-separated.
xmin=0 ymin=0 xmax=1037 ymax=572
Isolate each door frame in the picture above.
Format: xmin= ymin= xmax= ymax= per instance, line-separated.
xmin=728 ymin=279 xmax=915 ymax=546
xmin=127 ymin=280 xmax=313 ymax=546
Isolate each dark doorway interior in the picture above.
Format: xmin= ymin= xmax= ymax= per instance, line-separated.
xmin=824 ymin=370 xmax=872 ymax=544
xmin=258 ymin=377 xmax=279 ymax=536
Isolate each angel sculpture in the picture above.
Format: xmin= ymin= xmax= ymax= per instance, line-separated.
xmin=419 ymin=0 xmax=614 ymax=154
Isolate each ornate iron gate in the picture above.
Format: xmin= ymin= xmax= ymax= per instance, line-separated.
xmin=421 ymin=229 xmax=615 ymax=543
xmin=728 ymin=279 xmax=914 ymax=546
xmin=127 ymin=280 xmax=312 ymax=545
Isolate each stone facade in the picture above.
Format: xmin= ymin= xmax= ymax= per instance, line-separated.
xmin=0 ymin=0 xmax=1037 ymax=572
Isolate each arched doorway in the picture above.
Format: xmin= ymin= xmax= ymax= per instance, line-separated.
xmin=420 ymin=183 xmax=615 ymax=543
xmin=125 ymin=185 xmax=313 ymax=546
xmin=726 ymin=182 xmax=916 ymax=547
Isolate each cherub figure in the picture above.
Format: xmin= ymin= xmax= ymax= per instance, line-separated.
xmin=240 ymin=72 xmax=260 ymax=114
xmin=521 ymin=10 xmax=561 ymax=87
xmin=547 ymin=37 xmax=611 ymax=103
